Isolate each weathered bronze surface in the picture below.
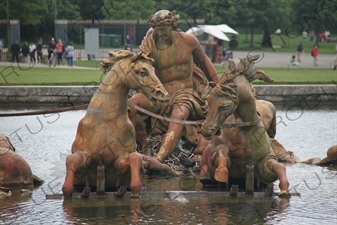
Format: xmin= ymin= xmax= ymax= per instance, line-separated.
xmin=128 ymin=10 xmax=218 ymax=163
xmin=61 ymin=50 xmax=175 ymax=198
xmin=200 ymin=56 xmax=291 ymax=197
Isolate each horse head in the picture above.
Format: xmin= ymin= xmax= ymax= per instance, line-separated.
xmin=101 ymin=50 xmax=169 ymax=102
xmin=200 ymin=80 xmax=238 ymax=140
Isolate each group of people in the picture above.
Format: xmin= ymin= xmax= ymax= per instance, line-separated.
xmin=292 ymin=41 xmax=320 ymax=67
xmin=9 ymin=38 xmax=74 ymax=67
xmin=46 ymin=38 xmax=74 ymax=67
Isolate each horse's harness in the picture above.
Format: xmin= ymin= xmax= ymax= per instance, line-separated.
xmin=219 ymin=113 xmax=262 ymax=129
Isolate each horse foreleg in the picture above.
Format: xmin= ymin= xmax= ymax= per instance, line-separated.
xmin=259 ymin=158 xmax=290 ymax=198
xmin=62 ymin=151 xmax=87 ymax=197
xmin=128 ymin=152 xmax=143 ymax=198
xmin=200 ymin=144 xmax=212 ymax=181
xmin=213 ymin=145 xmax=230 ymax=183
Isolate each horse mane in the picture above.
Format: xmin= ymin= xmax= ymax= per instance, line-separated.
xmin=100 ymin=50 xmax=154 ymax=74
xmin=236 ymin=55 xmax=274 ymax=83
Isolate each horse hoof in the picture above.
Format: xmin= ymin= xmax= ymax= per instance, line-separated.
xmin=130 ymin=194 xmax=140 ymax=199
xmin=80 ymin=187 xmax=91 ymax=198
xmin=115 ymin=186 xmax=128 ymax=198
xmin=278 ymin=190 xmax=291 ymax=198
xmin=214 ymin=167 xmax=228 ymax=183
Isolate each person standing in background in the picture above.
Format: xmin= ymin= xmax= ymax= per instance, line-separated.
xmin=56 ymin=39 xmax=64 ymax=66
xmin=65 ymin=42 xmax=74 ymax=67
xmin=29 ymin=42 xmax=36 ymax=64
xmin=333 ymin=44 xmax=337 ymax=70
xmin=36 ymin=40 xmax=43 ymax=63
xmin=309 ymin=29 xmax=315 ymax=41
xmin=21 ymin=42 xmax=29 ymax=63
xmin=296 ymin=42 xmax=303 ymax=63
xmin=48 ymin=38 xmax=56 ymax=60
xmin=10 ymin=40 xmax=21 ymax=63
xmin=311 ymin=45 xmax=318 ymax=66
xmin=302 ymin=31 xmax=308 ymax=42
xmin=125 ymin=35 xmax=133 ymax=52
xmin=0 ymin=39 xmax=3 ymax=61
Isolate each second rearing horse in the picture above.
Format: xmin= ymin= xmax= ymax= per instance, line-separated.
xmin=200 ymin=55 xmax=290 ymax=197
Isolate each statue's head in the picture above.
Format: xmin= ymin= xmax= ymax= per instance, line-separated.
xmin=148 ymin=10 xmax=180 ymax=29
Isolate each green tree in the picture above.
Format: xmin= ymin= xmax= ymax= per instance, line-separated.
xmin=291 ymin=0 xmax=337 ymax=45
xmin=0 ymin=0 xmax=45 ymax=25
xmin=235 ymin=0 xmax=292 ymax=48
xmin=72 ymin=0 xmax=105 ymax=20
xmin=102 ymin=0 xmax=156 ymax=20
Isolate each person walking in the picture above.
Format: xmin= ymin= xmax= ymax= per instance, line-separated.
xmin=56 ymin=39 xmax=64 ymax=66
xmin=48 ymin=38 xmax=56 ymax=61
xmin=311 ymin=45 xmax=318 ymax=66
xmin=309 ymin=29 xmax=315 ymax=41
xmin=10 ymin=40 xmax=21 ymax=63
xmin=29 ymin=42 xmax=36 ymax=64
xmin=65 ymin=42 xmax=74 ymax=67
xmin=296 ymin=42 xmax=303 ymax=63
xmin=21 ymin=42 xmax=29 ymax=63
xmin=36 ymin=40 xmax=43 ymax=63
xmin=0 ymin=39 xmax=3 ymax=61
xmin=125 ymin=35 xmax=133 ymax=52
xmin=333 ymin=44 xmax=337 ymax=70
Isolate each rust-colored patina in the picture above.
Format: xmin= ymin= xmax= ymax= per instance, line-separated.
xmin=61 ymin=50 xmax=176 ymax=198
xmin=255 ymin=98 xmax=301 ymax=163
xmin=200 ymin=56 xmax=291 ymax=197
xmin=195 ymin=88 xmax=301 ymax=164
xmin=128 ymin=10 xmax=218 ymax=162
xmin=302 ymin=145 xmax=337 ymax=166
xmin=0 ymin=133 xmax=33 ymax=188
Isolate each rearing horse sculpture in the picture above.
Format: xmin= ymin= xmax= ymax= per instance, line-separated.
xmin=62 ymin=50 xmax=170 ymax=198
xmin=200 ymin=55 xmax=290 ymax=197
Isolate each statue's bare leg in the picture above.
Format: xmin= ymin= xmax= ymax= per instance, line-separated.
xmin=142 ymin=155 xmax=180 ymax=176
xmin=156 ymin=105 xmax=190 ymax=162
xmin=62 ymin=151 xmax=88 ymax=197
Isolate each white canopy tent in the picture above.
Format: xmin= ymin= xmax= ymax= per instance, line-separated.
xmin=216 ymin=24 xmax=239 ymax=35
xmin=186 ymin=24 xmax=238 ymax=41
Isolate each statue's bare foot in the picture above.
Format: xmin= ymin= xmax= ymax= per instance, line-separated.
xmin=214 ymin=167 xmax=228 ymax=183
xmin=278 ymin=190 xmax=291 ymax=198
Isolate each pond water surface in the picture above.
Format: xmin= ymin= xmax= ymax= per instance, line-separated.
xmin=0 ymin=104 xmax=336 ymax=225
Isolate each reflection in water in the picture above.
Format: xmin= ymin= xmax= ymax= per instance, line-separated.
xmin=60 ymin=195 xmax=290 ymax=224
xmin=0 ymin=106 xmax=336 ymax=224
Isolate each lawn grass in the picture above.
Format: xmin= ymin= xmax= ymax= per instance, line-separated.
xmin=0 ymin=65 xmax=336 ymax=85
xmin=233 ymin=33 xmax=336 ymax=55
xmin=0 ymin=66 xmax=102 ymax=85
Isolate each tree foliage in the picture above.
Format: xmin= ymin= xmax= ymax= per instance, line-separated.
xmin=102 ymin=0 xmax=156 ymax=20
xmin=0 ymin=0 xmax=336 ymax=44
xmin=0 ymin=0 xmax=46 ymax=25
xmin=291 ymin=0 xmax=337 ymax=43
